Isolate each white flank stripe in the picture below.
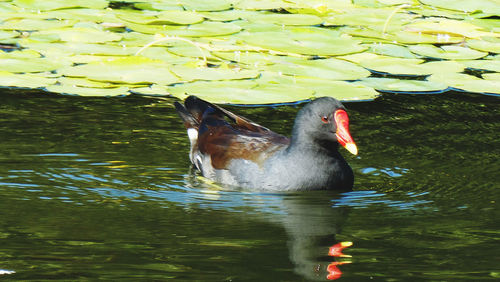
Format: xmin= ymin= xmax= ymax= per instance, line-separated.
xmin=187 ymin=128 xmax=198 ymax=144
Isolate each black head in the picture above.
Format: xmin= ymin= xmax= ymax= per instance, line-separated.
xmin=291 ymin=97 xmax=357 ymax=155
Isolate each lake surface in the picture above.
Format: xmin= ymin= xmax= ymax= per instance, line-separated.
xmin=0 ymin=89 xmax=499 ymax=281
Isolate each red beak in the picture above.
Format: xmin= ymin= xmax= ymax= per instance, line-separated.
xmin=334 ymin=109 xmax=358 ymax=155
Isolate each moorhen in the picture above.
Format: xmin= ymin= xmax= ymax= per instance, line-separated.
xmin=174 ymin=96 xmax=357 ymax=191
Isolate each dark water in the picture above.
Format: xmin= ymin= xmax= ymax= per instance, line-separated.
xmin=0 ymin=89 xmax=499 ymax=281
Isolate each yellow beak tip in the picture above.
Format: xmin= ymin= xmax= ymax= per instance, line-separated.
xmin=345 ymin=143 xmax=358 ymax=155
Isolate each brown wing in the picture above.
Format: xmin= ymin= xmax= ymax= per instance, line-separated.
xmin=197 ymin=124 xmax=289 ymax=169
xmin=175 ymin=96 xmax=290 ymax=169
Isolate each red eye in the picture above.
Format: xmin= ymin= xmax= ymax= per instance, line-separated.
xmin=321 ymin=115 xmax=329 ymax=123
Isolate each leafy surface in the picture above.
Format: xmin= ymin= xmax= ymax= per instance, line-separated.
xmin=0 ymin=0 xmax=499 ymax=102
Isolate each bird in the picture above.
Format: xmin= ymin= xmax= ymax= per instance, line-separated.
xmin=174 ymin=96 xmax=357 ymax=191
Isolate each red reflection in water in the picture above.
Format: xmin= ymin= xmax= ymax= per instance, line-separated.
xmin=326 ymin=241 xmax=353 ymax=280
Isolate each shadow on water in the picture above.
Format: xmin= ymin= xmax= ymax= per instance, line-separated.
xmin=0 ymin=88 xmax=499 ymax=280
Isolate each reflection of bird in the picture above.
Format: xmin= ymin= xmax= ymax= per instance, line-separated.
xmin=277 ymin=192 xmax=351 ymax=280
xmin=175 ymin=96 xmax=358 ymax=191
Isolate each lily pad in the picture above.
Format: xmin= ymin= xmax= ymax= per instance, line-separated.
xmin=356 ymin=77 xmax=448 ymax=93
xmin=429 ymin=72 xmax=500 ymax=95
xmin=482 ymin=73 xmax=500 ymax=80
xmin=324 ymin=8 xmax=414 ymax=31
xmin=0 ymin=57 xmax=70 ymax=73
xmin=35 ymin=27 xmax=122 ymax=43
xmin=44 ymin=8 xmax=121 ymax=23
xmin=345 ymin=27 xmax=464 ymax=44
xmin=237 ymin=27 xmax=366 ymax=56
xmin=0 ymin=71 xmax=56 ymax=88
xmin=366 ymin=43 xmax=419 ymax=58
xmin=264 ymin=56 xmax=371 ymax=80
xmin=12 ymin=0 xmax=109 ymax=11
xmin=408 ymin=45 xmax=488 ymax=60
xmin=127 ymin=21 xmax=242 ymax=37
xmin=0 ymin=30 xmax=19 ymax=40
xmin=405 ymin=18 xmax=499 ymax=39
xmin=169 ymin=78 xmax=315 ymax=105
xmin=170 ymin=64 xmax=260 ymax=81
xmin=58 ymin=57 xmax=180 ymax=85
xmin=351 ymin=54 xmax=465 ymax=76
xmin=0 ymin=49 xmax=41 ymax=59
xmin=56 ymin=77 xmax=125 ymax=88
xmin=467 ymin=38 xmax=500 ymax=54
xmin=22 ymin=42 xmax=138 ymax=57
xmin=214 ymin=51 xmax=276 ymax=66
xmin=46 ymin=85 xmax=129 ymax=96
xmin=235 ymin=0 xmax=300 ymax=10
xmin=178 ymin=0 xmax=235 ymax=12
xmin=259 ymin=73 xmax=379 ymax=101
xmin=0 ymin=19 xmax=77 ymax=31
xmin=130 ymin=84 xmax=170 ymax=96
xmin=117 ymin=10 xmax=204 ymax=25
xmin=462 ymin=60 xmax=500 ymax=72
xmin=418 ymin=0 xmax=500 ymax=15
xmin=200 ymin=10 xmax=255 ymax=22
xmin=245 ymin=12 xmax=323 ymax=26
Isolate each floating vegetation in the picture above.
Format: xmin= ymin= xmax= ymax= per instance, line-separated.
xmin=0 ymin=0 xmax=498 ymax=103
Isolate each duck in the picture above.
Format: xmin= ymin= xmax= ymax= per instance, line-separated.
xmin=174 ymin=96 xmax=357 ymax=191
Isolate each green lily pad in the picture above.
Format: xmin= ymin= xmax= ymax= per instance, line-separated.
xmin=324 ymin=8 xmax=414 ymax=31
xmin=134 ymin=2 xmax=183 ymax=12
xmin=0 ymin=18 xmax=77 ymax=31
xmin=35 ymin=27 xmax=122 ymax=43
xmin=168 ymin=80 xmax=259 ymax=103
xmin=482 ymin=73 xmax=500 ymax=80
xmin=12 ymin=0 xmax=109 ymax=11
xmin=44 ymin=8 xmax=121 ymax=23
xmin=246 ymin=12 xmax=323 ymax=26
xmin=429 ymin=72 xmax=500 ymax=94
xmin=46 ymin=85 xmax=129 ymax=96
xmin=345 ymin=27 xmax=464 ymax=44
xmin=392 ymin=30 xmax=465 ymax=44
xmin=178 ymin=0 xmax=235 ymax=12
xmin=214 ymin=51 xmax=276 ymax=66
xmin=0 ymin=49 xmax=41 ymax=59
xmin=356 ymin=56 xmax=427 ymax=75
xmin=0 ymin=30 xmax=19 ymax=40
xmin=350 ymin=53 xmax=465 ymax=76
xmin=409 ymin=45 xmax=488 ymax=60
xmin=418 ymin=0 xmax=500 ymax=15
xmin=0 ymin=71 xmax=56 ymax=88
xmin=356 ymin=77 xmax=448 ymax=92
xmin=163 ymin=41 xmax=218 ymax=61
xmin=366 ymin=43 xmax=418 ymax=58
xmin=130 ymin=84 xmax=170 ymax=96
xmin=405 ymin=18 xmax=498 ymax=39
xmin=263 ymin=56 xmax=371 ymax=80
xmin=127 ymin=21 xmax=242 ymax=37
xmin=467 ymin=38 xmax=500 ymax=54
xmin=117 ymin=10 xmax=204 ymax=25
xmin=258 ymin=73 xmax=379 ymax=101
xmin=200 ymin=10 xmax=254 ymax=22
xmin=237 ymin=27 xmax=366 ymax=56
xmin=407 ymin=6 xmax=469 ymax=19
xmin=0 ymin=57 xmax=70 ymax=73
xmin=56 ymin=77 xmax=124 ymax=88
xmin=466 ymin=18 xmax=500 ymax=33
xmin=462 ymin=60 xmax=500 ymax=72
xmin=58 ymin=57 xmax=180 ymax=85
xmin=235 ymin=0 xmax=299 ymax=10
xmin=22 ymin=42 xmax=138 ymax=56
xmin=170 ymin=64 xmax=260 ymax=81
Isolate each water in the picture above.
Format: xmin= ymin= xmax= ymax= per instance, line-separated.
xmin=0 ymin=89 xmax=499 ymax=281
